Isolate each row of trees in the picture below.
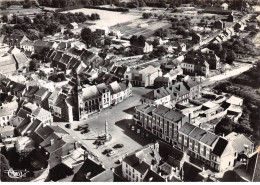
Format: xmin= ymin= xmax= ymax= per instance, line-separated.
xmin=208 ymin=36 xmax=256 ymax=64
xmin=1 ymin=11 xmax=100 ymax=40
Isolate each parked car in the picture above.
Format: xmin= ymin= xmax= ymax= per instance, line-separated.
xmin=113 ymin=144 xmax=124 ymax=149
xmin=80 ymin=128 xmax=90 ymax=134
xmin=102 ymin=149 xmax=112 ymax=155
xmin=107 ymin=150 xmax=115 ymax=156
xmin=77 ymin=124 xmax=89 ymax=131
xmin=65 ymin=123 xmax=71 ymax=129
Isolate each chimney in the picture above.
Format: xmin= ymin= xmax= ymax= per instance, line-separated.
xmin=202 ymin=166 xmax=205 ymax=172
xmin=150 ymin=164 xmax=153 ymax=170
xmin=111 ymin=167 xmax=115 ymax=173
xmin=50 ymin=139 xmax=54 ymax=145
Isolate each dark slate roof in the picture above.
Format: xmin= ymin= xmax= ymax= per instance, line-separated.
xmin=13 ymin=83 xmax=26 ymax=92
xmin=35 ymin=87 xmax=48 ymax=97
xmin=3 ymin=34 xmax=25 ymax=43
xmin=143 ymin=169 xmax=165 ymax=182
xmin=153 ymin=105 xmax=170 ymax=117
xmin=59 ymin=54 xmax=72 ymax=65
xmin=212 ymin=137 xmax=228 ymax=156
xmin=34 ymin=40 xmax=47 ymax=47
xmin=72 ymin=158 xmax=106 ymax=182
xmin=154 ymin=76 xmax=169 ymax=83
xmin=53 ymin=51 xmax=63 ymax=62
xmin=182 ymin=162 xmax=202 ymax=182
xmin=200 ymin=132 xmax=218 ymax=146
xmin=252 ymin=152 xmax=260 ymax=182
xmin=189 ymin=127 xmax=207 ymax=141
xmin=164 ymin=109 xmax=185 ymax=122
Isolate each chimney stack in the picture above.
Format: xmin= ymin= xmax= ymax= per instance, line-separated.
xmin=50 ymin=139 xmax=54 ymax=145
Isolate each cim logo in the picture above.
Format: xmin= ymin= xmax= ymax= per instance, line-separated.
xmin=4 ymin=168 xmax=29 ymax=179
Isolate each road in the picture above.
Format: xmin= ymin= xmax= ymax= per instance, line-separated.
xmin=202 ymin=62 xmax=253 ymax=87
xmin=54 ymin=87 xmax=152 ymax=169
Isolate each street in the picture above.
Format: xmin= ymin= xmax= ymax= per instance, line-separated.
xmin=202 ymin=62 xmax=253 ymax=87
xmin=53 ymin=87 xmax=152 ymax=169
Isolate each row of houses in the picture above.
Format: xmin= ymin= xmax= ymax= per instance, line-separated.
xmin=133 ymin=103 xmax=255 ymax=172
xmin=81 ymin=81 xmax=132 ymax=115
xmin=142 ymin=77 xmax=201 ymax=108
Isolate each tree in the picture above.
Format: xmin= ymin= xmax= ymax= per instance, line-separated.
xmin=215 ymin=117 xmax=234 ymax=136
xmin=23 ymin=16 xmax=31 ymax=24
xmin=2 ymin=14 xmax=8 ymax=23
xmin=130 ymin=35 xmax=138 ymax=45
xmin=104 ymin=37 xmax=112 ymax=46
xmin=64 ymin=29 xmax=74 ymax=37
xmin=29 ymin=59 xmax=38 ymax=71
xmin=81 ymin=27 xmax=95 ymax=48
xmin=226 ymin=50 xmax=236 ymax=64
xmin=0 ymin=154 xmax=11 ymax=181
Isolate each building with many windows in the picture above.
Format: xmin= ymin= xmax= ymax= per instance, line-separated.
xmin=134 ymin=104 xmax=190 ymax=145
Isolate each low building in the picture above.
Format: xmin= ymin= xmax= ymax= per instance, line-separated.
xmin=121 ymin=141 xmax=195 ymax=182
xmin=154 ymin=77 xmax=171 ymax=88
xmin=0 ymin=125 xmax=15 ymax=140
xmin=181 ymin=57 xmax=210 ymax=77
xmin=108 ymin=81 xmax=132 ymax=105
xmin=131 ymin=65 xmax=162 ymax=87
xmin=213 ymin=20 xmax=225 ymax=30
xmin=34 ymin=87 xmax=50 ymax=107
xmin=68 ymin=22 xmax=78 ymax=29
xmin=0 ymin=101 xmax=18 ymax=126
xmin=163 ymin=67 xmax=183 ymax=82
xmin=72 ymin=158 xmax=114 ymax=182
xmin=211 ymin=132 xmax=254 ymax=172
xmin=81 ymin=85 xmax=102 ymax=114
xmin=221 ymin=3 xmax=229 ymax=10
xmin=142 ymin=87 xmax=171 ymax=108
xmin=3 ymin=34 xmax=29 ymax=48
xmin=32 ymin=125 xmax=80 ymax=169
xmin=131 ymin=41 xmax=153 ymax=54
xmin=20 ymin=40 xmax=34 ymax=52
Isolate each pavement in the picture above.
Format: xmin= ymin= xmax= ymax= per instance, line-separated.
xmin=53 ymin=87 xmax=152 ymax=169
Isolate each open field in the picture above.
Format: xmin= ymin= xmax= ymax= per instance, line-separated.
xmin=62 ymin=8 xmax=141 ymax=30
xmin=0 ymin=5 xmax=42 ymax=18
xmin=111 ymin=18 xmax=171 ymax=38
